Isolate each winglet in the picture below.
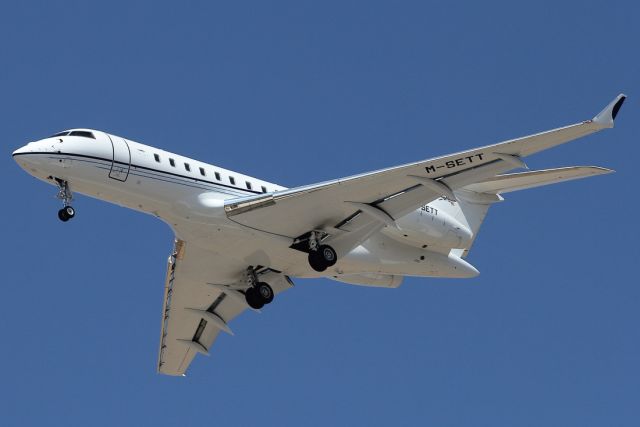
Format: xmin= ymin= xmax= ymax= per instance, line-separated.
xmin=592 ymin=94 xmax=626 ymax=128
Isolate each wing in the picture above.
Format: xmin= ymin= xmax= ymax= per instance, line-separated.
xmin=225 ymin=94 xmax=625 ymax=246
xmin=157 ymin=239 xmax=293 ymax=376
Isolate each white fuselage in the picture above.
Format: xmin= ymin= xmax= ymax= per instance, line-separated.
xmin=13 ymin=129 xmax=479 ymax=285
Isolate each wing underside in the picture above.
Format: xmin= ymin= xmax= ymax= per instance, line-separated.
xmin=158 ymin=239 xmax=293 ymax=376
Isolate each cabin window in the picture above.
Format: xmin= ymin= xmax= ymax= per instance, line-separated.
xmin=184 ymin=163 xmax=191 ymax=172
xmin=229 ymin=176 xmax=236 ymax=185
xmin=169 ymin=158 xmax=175 ymax=167
xmin=154 ymin=154 xmax=160 ymax=163
xmin=199 ymin=167 xmax=205 ymax=176
xmin=246 ymin=181 xmax=252 ymax=190
xmin=69 ymin=130 xmax=95 ymax=139
xmin=261 ymin=186 xmax=267 ymax=193
xmin=214 ymin=172 xmax=221 ymax=181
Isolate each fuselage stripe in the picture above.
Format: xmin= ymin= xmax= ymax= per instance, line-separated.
xmin=14 ymin=151 xmax=262 ymax=196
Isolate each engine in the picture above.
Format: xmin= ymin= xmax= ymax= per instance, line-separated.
xmin=383 ymin=202 xmax=472 ymax=249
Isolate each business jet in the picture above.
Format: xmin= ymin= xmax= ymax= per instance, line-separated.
xmin=13 ymin=94 xmax=625 ymax=375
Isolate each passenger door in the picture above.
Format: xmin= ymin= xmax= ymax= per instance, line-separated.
xmin=108 ymin=135 xmax=131 ymax=182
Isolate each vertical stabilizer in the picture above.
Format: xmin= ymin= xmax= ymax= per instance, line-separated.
xmin=447 ymin=191 xmax=503 ymax=258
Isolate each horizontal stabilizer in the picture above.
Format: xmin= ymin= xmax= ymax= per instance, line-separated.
xmin=462 ymin=166 xmax=613 ymax=195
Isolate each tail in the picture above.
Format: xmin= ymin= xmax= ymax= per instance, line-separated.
xmin=446 ymin=166 xmax=613 ymax=257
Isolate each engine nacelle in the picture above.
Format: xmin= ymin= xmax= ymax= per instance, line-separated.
xmin=383 ymin=204 xmax=472 ymax=249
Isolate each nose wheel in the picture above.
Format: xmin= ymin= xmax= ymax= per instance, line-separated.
xmin=54 ymin=178 xmax=75 ymax=222
xmin=58 ymin=206 xmax=75 ymax=222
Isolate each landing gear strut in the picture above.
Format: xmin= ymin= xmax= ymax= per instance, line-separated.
xmin=306 ymin=231 xmax=337 ymax=272
xmin=244 ymin=267 xmax=274 ymax=310
xmin=55 ymin=178 xmax=75 ymax=222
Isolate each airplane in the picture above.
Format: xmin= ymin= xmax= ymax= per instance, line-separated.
xmin=12 ymin=94 xmax=625 ymax=376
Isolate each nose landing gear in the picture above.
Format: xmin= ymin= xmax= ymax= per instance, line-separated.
xmin=55 ymin=178 xmax=75 ymax=222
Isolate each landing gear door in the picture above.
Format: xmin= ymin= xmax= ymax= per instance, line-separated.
xmin=108 ymin=135 xmax=131 ymax=182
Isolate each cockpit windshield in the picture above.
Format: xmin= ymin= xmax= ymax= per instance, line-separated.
xmin=48 ymin=130 xmax=95 ymax=139
xmin=49 ymin=131 xmax=70 ymax=137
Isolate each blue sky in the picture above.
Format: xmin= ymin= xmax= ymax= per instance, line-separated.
xmin=2 ymin=1 xmax=638 ymax=425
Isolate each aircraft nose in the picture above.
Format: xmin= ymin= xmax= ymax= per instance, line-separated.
xmin=12 ymin=144 xmax=31 ymax=157
xmin=13 ymin=139 xmax=59 ymax=179
xmin=12 ymin=142 xmax=41 ymax=172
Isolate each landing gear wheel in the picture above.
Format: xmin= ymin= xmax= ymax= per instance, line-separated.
xmin=245 ymin=287 xmax=265 ymax=310
xmin=58 ymin=206 xmax=75 ymax=222
xmin=319 ymin=245 xmax=337 ymax=267
xmin=54 ymin=179 xmax=74 ymax=222
xmin=308 ymin=244 xmax=337 ymax=272
xmin=256 ymin=282 xmax=274 ymax=304
xmin=308 ymin=251 xmax=327 ymax=272
xmin=64 ymin=206 xmax=75 ymax=219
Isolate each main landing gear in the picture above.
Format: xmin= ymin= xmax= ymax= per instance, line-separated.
xmin=244 ymin=267 xmax=275 ymax=310
xmin=55 ymin=178 xmax=75 ymax=222
xmin=306 ymin=231 xmax=337 ymax=272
